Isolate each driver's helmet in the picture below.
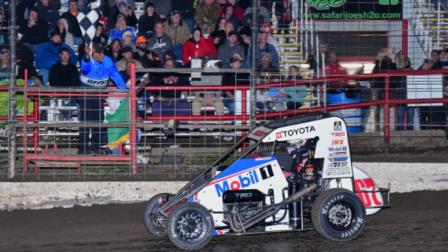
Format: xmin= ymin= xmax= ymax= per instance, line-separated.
xmin=286 ymin=139 xmax=305 ymax=155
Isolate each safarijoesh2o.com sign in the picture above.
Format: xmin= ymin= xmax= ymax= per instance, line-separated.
xmin=307 ymin=0 xmax=402 ymax=20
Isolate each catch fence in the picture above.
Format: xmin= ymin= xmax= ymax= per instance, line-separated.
xmin=1 ymin=65 xmax=447 ymax=181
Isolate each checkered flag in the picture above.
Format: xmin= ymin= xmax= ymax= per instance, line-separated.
xmin=77 ymin=0 xmax=101 ymax=46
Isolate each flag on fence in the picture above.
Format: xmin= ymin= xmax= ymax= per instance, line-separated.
xmin=77 ymin=0 xmax=101 ymax=46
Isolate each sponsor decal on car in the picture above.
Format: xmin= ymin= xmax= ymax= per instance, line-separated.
xmin=328 ymin=146 xmax=347 ymax=152
xmin=212 ymin=165 xmax=275 ymax=197
xmin=331 ymin=140 xmax=344 ymax=145
xmin=275 ymin=126 xmax=316 ymax=139
xmin=328 ymin=151 xmax=348 ymax=162
xmin=331 ymin=132 xmax=346 ymax=138
xmin=326 ymin=161 xmax=350 ymax=176
xmin=334 ymin=121 xmax=342 ymax=131
xmin=355 ymin=178 xmax=382 ymax=208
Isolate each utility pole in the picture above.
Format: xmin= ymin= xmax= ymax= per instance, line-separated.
xmin=8 ymin=0 xmax=17 ymax=179
xmin=249 ymin=0 xmax=258 ymax=128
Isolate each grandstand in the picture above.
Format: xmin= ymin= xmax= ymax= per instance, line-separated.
xmin=0 ymin=0 xmax=447 ymax=180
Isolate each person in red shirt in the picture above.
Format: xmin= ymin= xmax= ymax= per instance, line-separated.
xmin=324 ymin=51 xmax=347 ymax=77
xmin=182 ymin=27 xmax=217 ymax=65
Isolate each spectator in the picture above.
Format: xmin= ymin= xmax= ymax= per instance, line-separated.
xmin=110 ymin=1 xmax=138 ymax=28
xmin=257 ymin=53 xmax=284 ymax=112
xmin=210 ymin=17 xmax=227 ymax=48
xmin=108 ymin=14 xmax=137 ymax=44
xmin=373 ymin=48 xmax=397 ymax=73
xmin=107 ymin=0 xmax=136 ymax=29
xmin=148 ymin=0 xmax=172 ymax=20
xmin=284 ymin=65 xmax=306 ymax=110
xmin=61 ymin=0 xmax=83 ymax=46
xmin=439 ymin=48 xmax=448 ymax=69
xmin=0 ymin=9 xmax=6 ymax=45
xmin=137 ymin=2 xmax=160 ymax=37
xmin=195 ymin=0 xmax=220 ymax=33
xmin=259 ymin=23 xmax=280 ymax=58
xmin=53 ymin=18 xmax=75 ymax=48
xmin=92 ymin=24 xmax=108 ymax=46
xmin=151 ymin=58 xmax=191 ymax=116
xmin=164 ymin=10 xmax=191 ymax=60
xmin=221 ymin=56 xmax=250 ymax=114
xmin=0 ymin=48 xmax=10 ymax=83
xmin=243 ymin=0 xmax=270 ymax=26
xmin=245 ymin=31 xmax=279 ymax=68
xmin=325 ymin=51 xmax=348 ymax=76
xmin=182 ymin=27 xmax=217 ymax=65
xmin=48 ymin=48 xmax=80 ymax=87
xmin=36 ymin=0 xmax=59 ymax=29
xmin=121 ymin=31 xmax=136 ymax=51
xmin=19 ymin=8 xmax=49 ymax=54
xmin=79 ymin=43 xmax=126 ymax=154
xmin=218 ymin=31 xmax=245 ymax=67
xmin=171 ymin=0 xmax=196 ymax=32
xmin=219 ymin=0 xmax=244 ymax=22
xmin=106 ymin=39 xmax=123 ymax=62
xmin=107 ymin=0 xmax=136 ymax=14
xmin=148 ymin=21 xmax=173 ymax=58
xmin=395 ymin=55 xmax=416 ymax=130
xmin=134 ymin=36 xmax=161 ymax=68
xmin=35 ymin=31 xmax=77 ymax=85
xmin=16 ymin=42 xmax=41 ymax=84
xmin=116 ymin=46 xmax=143 ymax=72
xmin=419 ymin=49 xmax=442 ymax=70
xmin=222 ymin=4 xmax=242 ymax=31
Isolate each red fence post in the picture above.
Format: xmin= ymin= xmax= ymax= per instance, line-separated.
xmin=384 ymin=76 xmax=391 ymax=149
xmin=23 ymin=69 xmax=28 ymax=172
xmin=241 ymin=89 xmax=247 ymax=123
xmin=129 ymin=63 xmax=137 ymax=175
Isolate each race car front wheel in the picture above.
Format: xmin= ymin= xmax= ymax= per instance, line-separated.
xmin=167 ymin=203 xmax=214 ymax=251
xmin=144 ymin=193 xmax=172 ymax=238
xmin=311 ymin=188 xmax=366 ymax=241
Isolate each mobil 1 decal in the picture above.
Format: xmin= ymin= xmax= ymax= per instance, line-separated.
xmin=214 ymin=165 xmax=275 ymax=197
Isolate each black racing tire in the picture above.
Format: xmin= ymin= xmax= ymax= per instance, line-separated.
xmin=166 ymin=203 xmax=214 ymax=251
xmin=311 ymin=188 xmax=366 ymax=241
xmin=144 ymin=193 xmax=172 ymax=238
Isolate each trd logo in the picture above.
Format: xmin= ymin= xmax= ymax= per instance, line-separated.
xmin=334 ymin=121 xmax=342 ymax=131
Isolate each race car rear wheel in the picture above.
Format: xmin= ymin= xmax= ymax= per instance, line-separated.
xmin=311 ymin=188 xmax=366 ymax=241
xmin=144 ymin=193 xmax=172 ymax=238
xmin=167 ymin=203 xmax=214 ymax=251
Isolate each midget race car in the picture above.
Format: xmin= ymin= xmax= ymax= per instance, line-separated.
xmin=144 ymin=114 xmax=390 ymax=250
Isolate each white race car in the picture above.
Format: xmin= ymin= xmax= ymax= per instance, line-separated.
xmin=144 ymin=114 xmax=390 ymax=250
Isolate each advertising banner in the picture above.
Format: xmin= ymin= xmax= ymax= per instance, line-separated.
xmin=307 ymin=0 xmax=402 ymax=20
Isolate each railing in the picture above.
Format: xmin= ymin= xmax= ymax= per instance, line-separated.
xmin=2 ymin=66 xmax=448 ymax=178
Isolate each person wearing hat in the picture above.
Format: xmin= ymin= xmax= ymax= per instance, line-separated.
xmin=164 ymin=10 xmax=191 ymax=60
xmin=122 ymin=30 xmax=136 ymax=51
xmin=108 ymin=14 xmax=137 ymax=44
xmin=35 ymin=31 xmax=77 ymax=85
xmin=116 ymin=46 xmax=143 ymax=72
xmin=79 ymin=43 xmax=127 ymax=155
xmin=218 ymin=31 xmax=245 ymax=67
xmin=137 ymin=2 xmax=161 ymax=37
xmin=221 ymin=56 xmax=249 ymax=115
xmin=133 ymin=36 xmax=160 ymax=68
xmin=111 ymin=1 xmax=138 ymax=27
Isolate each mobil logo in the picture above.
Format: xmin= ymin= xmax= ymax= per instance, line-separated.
xmin=214 ymin=169 xmax=260 ymax=197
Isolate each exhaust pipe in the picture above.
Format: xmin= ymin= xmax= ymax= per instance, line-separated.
xmin=229 ymin=184 xmax=317 ymax=233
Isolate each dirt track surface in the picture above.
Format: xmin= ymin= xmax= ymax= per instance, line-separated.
xmin=0 ymin=191 xmax=447 ymax=252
